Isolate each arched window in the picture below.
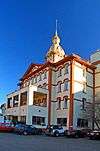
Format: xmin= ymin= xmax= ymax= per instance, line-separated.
xmin=58 ymin=68 xmax=62 ymax=77
xmin=39 ymin=73 xmax=42 ymax=81
xmin=64 ymin=64 xmax=69 ymax=74
xmin=43 ymin=71 xmax=47 ymax=79
xmin=81 ymin=98 xmax=86 ymax=110
xmin=43 ymin=83 xmax=47 ymax=89
xmin=83 ymin=83 xmax=86 ymax=93
xmin=38 ymin=85 xmax=42 ymax=88
xmin=63 ymin=97 xmax=68 ymax=109
xmin=34 ymin=76 xmax=37 ymax=83
xmin=64 ymin=80 xmax=68 ymax=91
xmin=57 ymin=98 xmax=61 ymax=109
xmin=57 ymin=82 xmax=62 ymax=93
xmin=31 ymin=78 xmax=34 ymax=85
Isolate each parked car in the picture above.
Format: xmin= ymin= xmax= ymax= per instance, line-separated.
xmin=45 ymin=125 xmax=65 ymax=137
xmin=14 ymin=124 xmax=42 ymax=135
xmin=88 ymin=130 xmax=100 ymax=140
xmin=0 ymin=123 xmax=14 ymax=132
xmin=65 ymin=128 xmax=91 ymax=138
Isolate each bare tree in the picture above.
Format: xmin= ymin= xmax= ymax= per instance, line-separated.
xmin=84 ymin=96 xmax=100 ymax=130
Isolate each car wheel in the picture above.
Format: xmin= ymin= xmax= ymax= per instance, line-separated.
xmin=55 ymin=131 xmax=59 ymax=137
xmin=75 ymin=134 xmax=79 ymax=138
xmin=23 ymin=131 xmax=28 ymax=135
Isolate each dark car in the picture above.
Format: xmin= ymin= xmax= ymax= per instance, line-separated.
xmin=88 ymin=130 xmax=100 ymax=140
xmin=45 ymin=125 xmax=65 ymax=137
xmin=14 ymin=124 xmax=41 ymax=135
xmin=65 ymin=129 xmax=90 ymax=138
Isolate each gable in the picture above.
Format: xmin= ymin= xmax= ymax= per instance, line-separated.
xmin=20 ymin=63 xmax=43 ymax=81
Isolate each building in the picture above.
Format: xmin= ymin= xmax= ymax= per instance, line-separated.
xmin=5 ymin=31 xmax=100 ymax=129
xmin=0 ymin=103 xmax=6 ymax=116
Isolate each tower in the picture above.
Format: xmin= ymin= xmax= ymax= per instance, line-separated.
xmin=46 ymin=21 xmax=65 ymax=63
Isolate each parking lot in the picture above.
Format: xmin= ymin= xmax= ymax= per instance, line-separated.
xmin=0 ymin=133 xmax=100 ymax=151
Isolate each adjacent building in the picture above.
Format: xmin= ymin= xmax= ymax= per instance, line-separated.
xmin=5 ymin=31 xmax=100 ymax=129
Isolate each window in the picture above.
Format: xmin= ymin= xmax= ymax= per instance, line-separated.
xmin=63 ymin=97 xmax=68 ymax=109
xmin=83 ymin=69 xmax=86 ymax=77
xmin=31 ymin=78 xmax=34 ymax=84
xmin=44 ymin=71 xmax=47 ymax=79
xmin=77 ymin=118 xmax=88 ymax=127
xmin=34 ymin=76 xmax=37 ymax=83
xmin=83 ymin=83 xmax=86 ymax=93
xmin=20 ymin=92 xmax=27 ymax=106
xmin=32 ymin=116 xmax=45 ymax=125
xmin=33 ymin=92 xmax=47 ymax=107
xmin=58 ymin=68 xmax=62 ymax=77
xmin=57 ymin=118 xmax=67 ymax=126
xmin=38 ymin=85 xmax=42 ymax=88
xmin=39 ymin=74 xmax=42 ymax=81
xmin=64 ymin=80 xmax=68 ymax=91
xmin=7 ymin=98 xmax=12 ymax=108
xmin=57 ymin=82 xmax=61 ymax=93
xmin=13 ymin=95 xmax=19 ymax=107
xmin=42 ymin=83 xmax=47 ymax=89
xmin=81 ymin=98 xmax=86 ymax=110
xmin=57 ymin=98 xmax=61 ymax=109
xmin=64 ymin=64 xmax=69 ymax=74
xmin=20 ymin=116 xmax=26 ymax=123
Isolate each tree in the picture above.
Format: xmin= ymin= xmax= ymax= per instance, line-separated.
xmin=84 ymin=96 xmax=100 ymax=130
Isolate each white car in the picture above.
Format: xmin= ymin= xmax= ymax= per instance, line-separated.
xmin=45 ymin=125 xmax=65 ymax=137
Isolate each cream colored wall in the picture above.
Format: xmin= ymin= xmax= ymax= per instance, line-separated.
xmin=6 ymin=85 xmax=48 ymax=126
xmin=55 ymin=62 xmax=70 ymax=127
xmin=87 ymin=72 xmax=93 ymax=86
xmin=73 ymin=61 xmax=93 ymax=129
xmin=95 ymin=73 xmax=100 ymax=87
xmin=6 ymin=87 xmax=29 ymax=117
xmin=90 ymin=51 xmax=100 ymax=102
xmin=26 ymin=85 xmax=48 ymax=125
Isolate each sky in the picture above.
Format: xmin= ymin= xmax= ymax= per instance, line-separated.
xmin=0 ymin=0 xmax=100 ymax=104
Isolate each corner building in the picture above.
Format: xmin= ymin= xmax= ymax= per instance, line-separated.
xmin=5 ymin=32 xmax=100 ymax=130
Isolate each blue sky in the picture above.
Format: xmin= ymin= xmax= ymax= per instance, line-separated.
xmin=0 ymin=0 xmax=100 ymax=104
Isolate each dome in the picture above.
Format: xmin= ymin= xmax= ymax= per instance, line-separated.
xmin=46 ymin=33 xmax=65 ymax=63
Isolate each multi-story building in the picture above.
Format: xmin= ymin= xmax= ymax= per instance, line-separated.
xmin=5 ymin=31 xmax=100 ymax=130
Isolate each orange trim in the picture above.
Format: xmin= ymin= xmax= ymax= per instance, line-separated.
xmin=95 ymin=86 xmax=100 ymax=89
xmin=69 ymin=60 xmax=74 ymax=129
xmin=86 ymin=68 xmax=93 ymax=74
xmin=92 ymin=69 xmax=95 ymax=129
xmin=74 ymin=80 xmax=86 ymax=85
xmin=92 ymin=60 xmax=100 ymax=65
xmin=87 ymin=84 xmax=93 ymax=89
xmin=95 ymin=71 xmax=100 ymax=74
xmin=21 ymin=55 xmax=96 ymax=81
xmin=48 ymin=66 xmax=52 ymax=126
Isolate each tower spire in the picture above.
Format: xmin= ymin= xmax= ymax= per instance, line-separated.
xmin=55 ymin=19 xmax=58 ymax=36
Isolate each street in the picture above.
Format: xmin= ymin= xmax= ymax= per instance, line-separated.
xmin=0 ymin=133 xmax=100 ymax=151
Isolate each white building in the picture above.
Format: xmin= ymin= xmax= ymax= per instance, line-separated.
xmin=5 ymin=31 xmax=100 ymax=130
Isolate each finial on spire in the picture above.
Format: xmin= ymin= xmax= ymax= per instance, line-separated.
xmin=55 ymin=19 xmax=58 ymax=36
